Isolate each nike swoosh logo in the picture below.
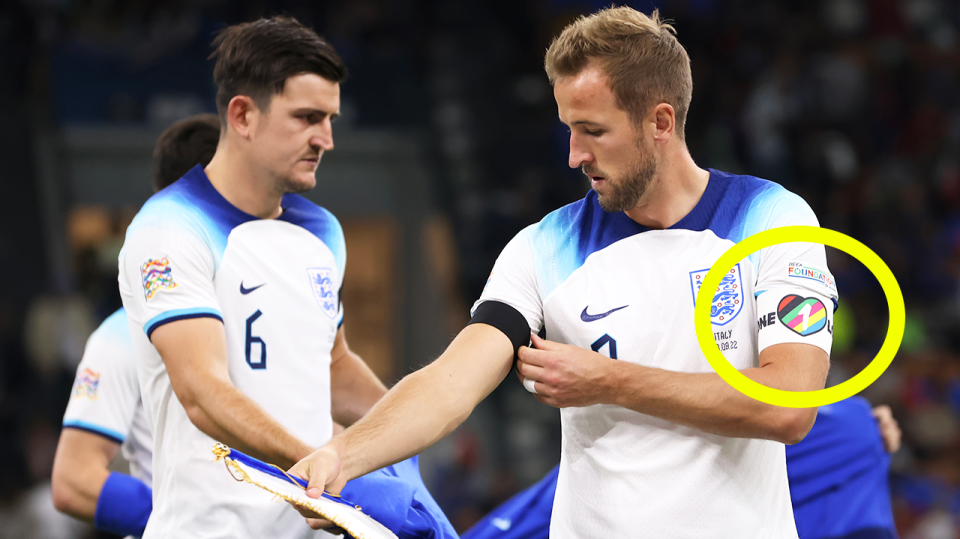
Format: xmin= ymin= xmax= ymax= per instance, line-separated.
xmin=580 ymin=305 xmax=628 ymax=322
xmin=240 ymin=282 xmax=265 ymax=295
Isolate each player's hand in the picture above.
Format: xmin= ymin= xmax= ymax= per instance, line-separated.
xmin=872 ymin=405 xmax=901 ymax=453
xmin=287 ymin=445 xmax=348 ymax=530
xmin=516 ymin=334 xmax=617 ymax=408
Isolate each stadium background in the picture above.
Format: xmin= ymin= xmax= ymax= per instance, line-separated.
xmin=0 ymin=0 xmax=958 ymax=537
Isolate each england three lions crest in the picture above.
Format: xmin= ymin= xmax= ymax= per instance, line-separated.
xmin=689 ymin=264 xmax=744 ymax=326
xmin=307 ymin=268 xmax=338 ymax=319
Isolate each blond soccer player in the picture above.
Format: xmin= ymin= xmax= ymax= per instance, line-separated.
xmin=292 ymin=7 xmax=837 ymax=538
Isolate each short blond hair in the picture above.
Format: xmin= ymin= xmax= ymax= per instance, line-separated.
xmin=545 ymin=7 xmax=693 ymax=140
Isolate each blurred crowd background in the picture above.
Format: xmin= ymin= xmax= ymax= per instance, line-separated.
xmin=1 ymin=0 xmax=959 ymax=537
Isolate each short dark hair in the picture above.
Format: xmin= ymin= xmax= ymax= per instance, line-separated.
xmin=209 ymin=16 xmax=347 ymax=119
xmin=152 ymin=113 xmax=221 ymax=192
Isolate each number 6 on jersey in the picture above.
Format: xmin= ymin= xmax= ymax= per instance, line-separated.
xmin=245 ymin=310 xmax=267 ymax=369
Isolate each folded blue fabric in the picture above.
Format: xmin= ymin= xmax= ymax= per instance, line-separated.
xmin=341 ymin=467 xmax=416 ymax=534
xmin=343 ymin=456 xmax=459 ymax=539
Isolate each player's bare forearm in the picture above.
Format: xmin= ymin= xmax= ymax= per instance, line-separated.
xmin=185 ymin=378 xmax=313 ymax=469
xmin=306 ymin=323 xmax=513 ymax=485
xmin=329 ymin=326 xmax=388 ymax=426
xmin=152 ymin=318 xmax=312 ymax=468
xmin=328 ymin=367 xmax=465 ymax=482
xmin=191 ymin=381 xmax=313 ymax=467
xmin=612 ymin=343 xmax=828 ymax=444
xmin=51 ymin=428 xmax=118 ymax=521
xmin=518 ymin=338 xmax=827 ymax=444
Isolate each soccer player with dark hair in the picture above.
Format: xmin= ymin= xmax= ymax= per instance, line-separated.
xmin=117 ymin=16 xmax=454 ymax=539
xmin=292 ymin=7 xmax=841 ymax=537
xmin=51 ymin=113 xmax=222 ymax=538
xmin=151 ymin=113 xmax=221 ymax=192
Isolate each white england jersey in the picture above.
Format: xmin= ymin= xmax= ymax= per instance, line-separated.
xmin=474 ymin=170 xmax=838 ymax=538
xmin=62 ymin=308 xmax=153 ymax=487
xmin=118 ymin=165 xmax=345 ymax=539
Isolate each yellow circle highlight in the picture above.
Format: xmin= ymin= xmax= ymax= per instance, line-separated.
xmin=694 ymin=226 xmax=905 ymax=408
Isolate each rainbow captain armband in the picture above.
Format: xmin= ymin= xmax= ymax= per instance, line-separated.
xmin=94 ymin=472 xmax=152 ymax=537
xmin=211 ymin=443 xmax=399 ymax=539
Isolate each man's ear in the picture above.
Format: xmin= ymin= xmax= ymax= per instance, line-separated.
xmin=226 ymin=95 xmax=258 ymax=139
xmin=651 ymin=103 xmax=676 ymax=143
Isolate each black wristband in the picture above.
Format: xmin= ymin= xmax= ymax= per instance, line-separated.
xmin=468 ymin=300 xmax=532 ymax=358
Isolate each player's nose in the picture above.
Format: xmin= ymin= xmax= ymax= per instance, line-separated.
xmin=568 ymin=133 xmax=592 ymax=169
xmin=312 ymin=121 xmax=334 ymax=152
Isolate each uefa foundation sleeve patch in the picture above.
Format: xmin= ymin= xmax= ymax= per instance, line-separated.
xmin=786 ymin=262 xmax=838 ymax=295
xmin=72 ymin=368 xmax=100 ymax=400
xmin=141 ymin=258 xmax=178 ymax=300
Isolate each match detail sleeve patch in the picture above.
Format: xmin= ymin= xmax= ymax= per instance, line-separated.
xmin=141 ymin=257 xmax=178 ymax=301
xmin=71 ymin=368 xmax=101 ymax=400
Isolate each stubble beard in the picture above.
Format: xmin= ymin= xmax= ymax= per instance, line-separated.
xmin=277 ymin=161 xmax=319 ymax=195
xmin=280 ymin=173 xmax=315 ymax=194
xmin=593 ymin=138 xmax=658 ymax=213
